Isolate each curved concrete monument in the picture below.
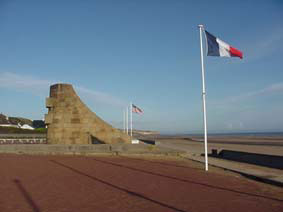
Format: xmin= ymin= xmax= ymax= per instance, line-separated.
xmin=45 ymin=84 xmax=131 ymax=144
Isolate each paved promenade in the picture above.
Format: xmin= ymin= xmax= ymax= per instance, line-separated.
xmin=157 ymin=138 xmax=283 ymax=187
xmin=0 ymin=154 xmax=282 ymax=212
xmin=185 ymin=154 xmax=283 ymax=186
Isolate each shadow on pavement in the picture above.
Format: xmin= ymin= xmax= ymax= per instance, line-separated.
xmin=50 ymin=160 xmax=188 ymax=212
xmin=13 ymin=179 xmax=41 ymax=212
xmin=91 ymin=158 xmax=283 ymax=203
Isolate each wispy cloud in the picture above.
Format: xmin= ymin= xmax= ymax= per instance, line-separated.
xmin=0 ymin=72 xmax=126 ymax=108
xmin=0 ymin=72 xmax=55 ymax=96
xmin=210 ymin=82 xmax=283 ymax=106
xmin=244 ymin=27 xmax=283 ymax=61
xmin=247 ymin=82 xmax=283 ymax=96
xmin=75 ymin=86 xmax=127 ymax=107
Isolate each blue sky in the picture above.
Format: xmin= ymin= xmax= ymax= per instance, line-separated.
xmin=0 ymin=0 xmax=283 ymax=133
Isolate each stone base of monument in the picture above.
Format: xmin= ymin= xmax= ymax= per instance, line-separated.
xmin=0 ymin=143 xmax=184 ymax=156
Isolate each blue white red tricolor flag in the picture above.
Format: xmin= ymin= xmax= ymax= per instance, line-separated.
xmin=132 ymin=104 xmax=143 ymax=114
xmin=205 ymin=30 xmax=243 ymax=59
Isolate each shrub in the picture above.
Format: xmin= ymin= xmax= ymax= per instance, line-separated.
xmin=35 ymin=128 xmax=47 ymax=133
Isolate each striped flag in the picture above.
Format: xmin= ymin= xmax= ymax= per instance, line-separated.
xmin=132 ymin=104 xmax=143 ymax=114
xmin=205 ymin=30 xmax=243 ymax=59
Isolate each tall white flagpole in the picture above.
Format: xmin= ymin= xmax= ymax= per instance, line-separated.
xmin=126 ymin=106 xmax=129 ymax=135
xmin=130 ymin=102 xmax=133 ymax=137
xmin=198 ymin=24 xmax=208 ymax=171
xmin=123 ymin=109 xmax=126 ymax=133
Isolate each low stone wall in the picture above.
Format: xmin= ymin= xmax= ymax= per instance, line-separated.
xmin=215 ymin=150 xmax=283 ymax=170
xmin=0 ymin=144 xmax=184 ymax=156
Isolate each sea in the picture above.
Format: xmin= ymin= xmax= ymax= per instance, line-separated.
xmin=161 ymin=131 xmax=283 ymax=138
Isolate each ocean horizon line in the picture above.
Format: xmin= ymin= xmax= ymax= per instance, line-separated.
xmin=159 ymin=131 xmax=283 ymax=137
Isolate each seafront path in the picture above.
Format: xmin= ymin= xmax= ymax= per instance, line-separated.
xmin=0 ymin=154 xmax=282 ymax=212
xmin=156 ymin=137 xmax=283 ymax=186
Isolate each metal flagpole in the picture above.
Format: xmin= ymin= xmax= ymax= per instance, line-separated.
xmin=130 ymin=102 xmax=133 ymax=137
xmin=125 ymin=109 xmax=127 ymax=133
xmin=198 ymin=24 xmax=208 ymax=171
xmin=123 ymin=109 xmax=126 ymax=133
xmin=126 ymin=106 xmax=129 ymax=135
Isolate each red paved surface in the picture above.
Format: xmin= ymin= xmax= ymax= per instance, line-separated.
xmin=0 ymin=154 xmax=282 ymax=212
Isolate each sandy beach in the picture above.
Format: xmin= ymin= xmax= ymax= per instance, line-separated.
xmin=136 ymin=134 xmax=283 ymax=156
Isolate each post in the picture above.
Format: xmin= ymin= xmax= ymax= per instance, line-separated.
xmin=130 ymin=102 xmax=133 ymax=137
xmin=123 ymin=109 xmax=126 ymax=133
xmin=126 ymin=106 xmax=129 ymax=135
xmin=198 ymin=24 xmax=208 ymax=171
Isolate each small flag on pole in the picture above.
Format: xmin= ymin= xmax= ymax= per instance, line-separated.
xmin=205 ymin=30 xmax=243 ymax=59
xmin=132 ymin=104 xmax=143 ymax=114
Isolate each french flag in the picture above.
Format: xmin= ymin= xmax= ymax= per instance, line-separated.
xmin=205 ymin=30 xmax=243 ymax=59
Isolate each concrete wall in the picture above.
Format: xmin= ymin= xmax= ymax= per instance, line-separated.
xmin=0 ymin=144 xmax=183 ymax=156
xmin=45 ymin=84 xmax=131 ymax=144
xmin=218 ymin=150 xmax=283 ymax=170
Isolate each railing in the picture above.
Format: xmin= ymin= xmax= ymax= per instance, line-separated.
xmin=0 ymin=134 xmax=46 ymax=138
xmin=0 ymin=134 xmax=47 ymax=144
xmin=0 ymin=138 xmax=47 ymax=144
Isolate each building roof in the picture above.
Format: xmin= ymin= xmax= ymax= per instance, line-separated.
xmin=0 ymin=114 xmax=33 ymax=127
xmin=0 ymin=114 xmax=10 ymax=125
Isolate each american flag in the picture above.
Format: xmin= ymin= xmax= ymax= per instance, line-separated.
xmin=132 ymin=104 xmax=143 ymax=114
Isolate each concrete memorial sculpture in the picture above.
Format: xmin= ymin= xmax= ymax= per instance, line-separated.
xmin=45 ymin=84 xmax=131 ymax=144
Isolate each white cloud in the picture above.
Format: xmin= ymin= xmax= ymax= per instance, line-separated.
xmin=254 ymin=82 xmax=283 ymax=96
xmin=210 ymin=82 xmax=283 ymax=106
xmin=75 ymin=86 xmax=127 ymax=108
xmin=0 ymin=72 xmax=126 ymax=108
xmin=0 ymin=72 xmax=54 ymax=96
xmin=206 ymin=82 xmax=283 ymax=131
xmin=244 ymin=27 xmax=283 ymax=61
